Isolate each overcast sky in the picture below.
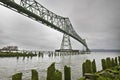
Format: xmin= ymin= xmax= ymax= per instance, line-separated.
xmin=0 ymin=0 xmax=120 ymax=50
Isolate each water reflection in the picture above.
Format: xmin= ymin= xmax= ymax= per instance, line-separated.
xmin=0 ymin=52 xmax=119 ymax=80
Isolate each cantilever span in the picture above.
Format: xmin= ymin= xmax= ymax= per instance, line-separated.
xmin=0 ymin=0 xmax=90 ymax=51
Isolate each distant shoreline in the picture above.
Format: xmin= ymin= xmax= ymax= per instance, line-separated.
xmin=90 ymin=49 xmax=120 ymax=52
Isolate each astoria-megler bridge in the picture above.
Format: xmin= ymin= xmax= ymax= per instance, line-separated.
xmin=0 ymin=0 xmax=90 ymax=52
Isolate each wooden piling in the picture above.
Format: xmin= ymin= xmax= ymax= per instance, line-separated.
xmin=64 ymin=65 xmax=71 ymax=80
xmin=31 ymin=69 xmax=39 ymax=80
xmin=12 ymin=73 xmax=22 ymax=80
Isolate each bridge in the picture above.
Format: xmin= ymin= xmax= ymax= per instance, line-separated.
xmin=0 ymin=0 xmax=90 ymax=52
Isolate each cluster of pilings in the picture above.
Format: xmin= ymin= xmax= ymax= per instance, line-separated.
xmin=48 ymin=51 xmax=88 ymax=57
xmin=46 ymin=63 xmax=62 ymax=80
xmin=38 ymin=51 xmax=44 ymax=57
xmin=0 ymin=50 xmax=88 ymax=58
xmin=12 ymin=63 xmax=71 ymax=80
xmin=81 ymin=56 xmax=120 ymax=80
xmin=46 ymin=63 xmax=71 ymax=80
xmin=101 ymin=56 xmax=120 ymax=70
xmin=12 ymin=69 xmax=39 ymax=80
xmin=82 ymin=59 xmax=97 ymax=76
xmin=12 ymin=56 xmax=120 ymax=80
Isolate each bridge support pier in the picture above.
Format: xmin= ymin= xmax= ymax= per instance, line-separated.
xmin=55 ymin=33 xmax=79 ymax=53
xmin=60 ymin=33 xmax=72 ymax=50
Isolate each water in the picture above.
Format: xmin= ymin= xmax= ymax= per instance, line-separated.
xmin=0 ymin=52 xmax=119 ymax=80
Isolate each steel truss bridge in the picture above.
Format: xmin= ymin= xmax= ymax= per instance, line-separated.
xmin=0 ymin=0 xmax=90 ymax=51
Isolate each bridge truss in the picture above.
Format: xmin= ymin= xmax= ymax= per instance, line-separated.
xmin=0 ymin=0 xmax=90 ymax=51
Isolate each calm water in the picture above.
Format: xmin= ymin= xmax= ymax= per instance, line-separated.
xmin=0 ymin=52 xmax=119 ymax=80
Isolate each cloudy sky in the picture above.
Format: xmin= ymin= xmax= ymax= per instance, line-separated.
xmin=0 ymin=0 xmax=120 ymax=50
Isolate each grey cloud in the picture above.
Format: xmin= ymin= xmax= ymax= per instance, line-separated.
xmin=0 ymin=30 xmax=3 ymax=34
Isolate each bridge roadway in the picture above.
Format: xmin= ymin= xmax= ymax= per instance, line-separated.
xmin=0 ymin=0 xmax=90 ymax=51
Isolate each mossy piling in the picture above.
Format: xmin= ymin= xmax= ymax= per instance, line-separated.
xmin=82 ymin=59 xmax=97 ymax=75
xmin=31 ymin=69 xmax=39 ymax=80
xmin=64 ymin=65 xmax=71 ymax=80
xmin=81 ymin=56 xmax=120 ymax=80
xmin=47 ymin=62 xmax=62 ymax=80
xmin=12 ymin=73 xmax=22 ymax=80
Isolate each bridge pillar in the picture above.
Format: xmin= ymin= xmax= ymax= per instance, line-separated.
xmin=55 ymin=34 xmax=79 ymax=53
xmin=60 ymin=33 xmax=72 ymax=50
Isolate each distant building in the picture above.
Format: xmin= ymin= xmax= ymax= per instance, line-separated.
xmin=1 ymin=46 xmax=18 ymax=51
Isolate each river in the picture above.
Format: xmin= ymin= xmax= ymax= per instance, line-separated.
xmin=0 ymin=52 xmax=119 ymax=80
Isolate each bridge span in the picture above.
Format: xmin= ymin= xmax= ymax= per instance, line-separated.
xmin=0 ymin=0 xmax=90 ymax=51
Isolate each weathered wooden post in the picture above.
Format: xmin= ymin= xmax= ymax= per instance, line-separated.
xmin=64 ymin=65 xmax=71 ymax=80
xmin=111 ymin=58 xmax=115 ymax=67
xmin=47 ymin=62 xmax=62 ymax=80
xmin=38 ymin=51 xmax=40 ymax=57
xmin=31 ymin=69 xmax=39 ymax=80
xmin=85 ymin=60 xmax=92 ymax=73
xmin=118 ymin=56 xmax=120 ymax=65
xmin=12 ymin=73 xmax=22 ymax=80
xmin=101 ymin=59 xmax=106 ymax=70
xmin=115 ymin=57 xmax=118 ymax=66
xmin=82 ymin=62 xmax=85 ymax=76
xmin=47 ymin=62 xmax=56 ymax=80
xmin=55 ymin=70 xmax=62 ymax=80
xmin=106 ymin=57 xmax=112 ymax=68
xmin=92 ymin=59 xmax=97 ymax=73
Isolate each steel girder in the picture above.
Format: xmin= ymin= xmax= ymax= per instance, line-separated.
xmin=0 ymin=0 xmax=89 ymax=51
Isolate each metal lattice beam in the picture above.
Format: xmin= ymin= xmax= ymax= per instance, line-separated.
xmin=0 ymin=0 xmax=90 ymax=51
